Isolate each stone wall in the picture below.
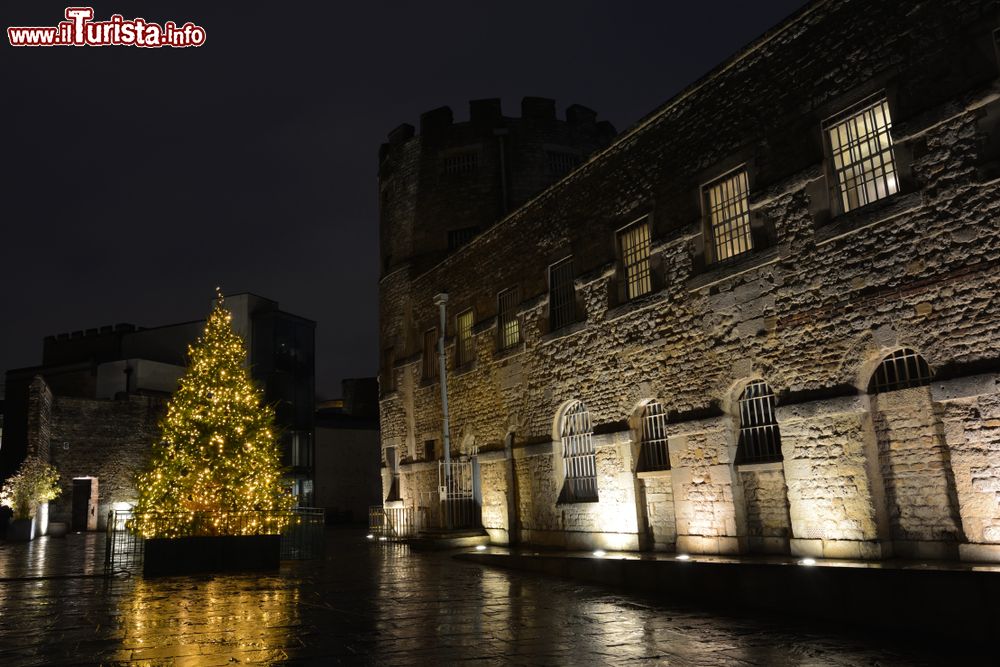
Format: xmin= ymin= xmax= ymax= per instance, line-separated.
xmin=46 ymin=393 xmax=165 ymax=530
xmin=379 ymin=0 xmax=1000 ymax=559
xmin=739 ymin=465 xmax=791 ymax=554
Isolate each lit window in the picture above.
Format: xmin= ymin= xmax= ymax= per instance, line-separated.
xmin=826 ymin=97 xmax=898 ymax=213
xmin=638 ymin=401 xmax=670 ymax=472
xmin=497 ymin=288 xmax=521 ymax=351
xmin=548 ymin=258 xmax=576 ymax=332
xmin=560 ymin=401 xmax=598 ymax=502
xmin=735 ymin=381 xmax=782 ymax=464
xmin=423 ymin=329 xmax=438 ymax=380
xmin=618 ymin=219 xmax=652 ymax=300
xmin=456 ymin=310 xmax=475 ymax=367
xmin=705 ymin=170 xmax=752 ymax=263
xmin=869 ymin=348 xmax=932 ymax=393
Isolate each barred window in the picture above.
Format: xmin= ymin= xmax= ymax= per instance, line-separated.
xmin=638 ymin=401 xmax=670 ymax=472
xmin=547 ymin=150 xmax=579 ymax=177
xmin=448 ymin=226 xmax=479 ymax=251
xmin=869 ymin=348 xmax=932 ymax=393
xmin=423 ymin=328 xmax=438 ymax=380
xmin=705 ymin=169 xmax=752 ymax=263
xmin=560 ymin=401 xmax=598 ymax=502
xmin=826 ymin=97 xmax=898 ymax=214
xmin=548 ymin=258 xmax=576 ymax=332
xmin=497 ymin=287 xmax=521 ymax=351
xmin=736 ymin=380 xmax=782 ymax=464
xmin=443 ymin=151 xmax=478 ymax=175
xmin=618 ymin=219 xmax=652 ymax=300
xmin=456 ymin=309 xmax=475 ymax=367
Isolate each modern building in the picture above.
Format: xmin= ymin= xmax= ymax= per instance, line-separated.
xmin=314 ymin=378 xmax=380 ymax=524
xmin=2 ymin=293 xmax=316 ymax=530
xmin=377 ymin=0 xmax=1000 ymax=562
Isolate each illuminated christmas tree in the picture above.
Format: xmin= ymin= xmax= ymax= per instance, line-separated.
xmin=131 ymin=291 xmax=293 ymax=538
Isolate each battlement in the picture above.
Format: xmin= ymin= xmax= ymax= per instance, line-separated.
xmin=379 ymin=97 xmax=615 ymax=164
xmin=378 ymin=97 xmax=616 ymax=276
xmin=44 ymin=323 xmax=139 ymax=343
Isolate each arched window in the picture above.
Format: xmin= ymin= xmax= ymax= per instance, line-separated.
xmin=868 ymin=348 xmax=933 ymax=393
xmin=735 ymin=381 xmax=783 ymax=464
xmin=638 ymin=401 xmax=670 ymax=471
xmin=560 ymin=401 xmax=598 ymax=502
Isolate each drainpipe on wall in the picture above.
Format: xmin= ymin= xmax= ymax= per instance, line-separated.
xmin=433 ymin=293 xmax=453 ymax=529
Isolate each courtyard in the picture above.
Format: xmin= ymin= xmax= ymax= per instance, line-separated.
xmin=0 ymin=529 xmax=984 ymax=666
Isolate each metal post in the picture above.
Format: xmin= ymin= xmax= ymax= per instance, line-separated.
xmin=433 ymin=293 xmax=452 ymax=529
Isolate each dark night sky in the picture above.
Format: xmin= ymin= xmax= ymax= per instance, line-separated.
xmin=1 ymin=1 xmax=807 ymax=399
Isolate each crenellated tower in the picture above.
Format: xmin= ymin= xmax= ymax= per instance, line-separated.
xmin=378 ymin=97 xmax=616 ymax=278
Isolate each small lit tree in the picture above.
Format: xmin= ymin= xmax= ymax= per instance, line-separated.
xmin=130 ymin=291 xmax=294 ymax=538
xmin=0 ymin=456 xmax=61 ymax=520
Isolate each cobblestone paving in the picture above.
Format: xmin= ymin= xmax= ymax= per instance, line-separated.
xmin=0 ymin=530 xmax=981 ymax=665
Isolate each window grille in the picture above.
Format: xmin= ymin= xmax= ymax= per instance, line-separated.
xmin=497 ymin=287 xmax=521 ymax=350
xmin=618 ymin=219 xmax=652 ymax=300
xmin=443 ymin=151 xmax=478 ymax=175
xmin=638 ymin=401 xmax=670 ymax=471
xmin=826 ymin=97 xmax=898 ymax=214
xmin=546 ymin=151 xmax=579 ymax=177
xmin=736 ymin=380 xmax=783 ymax=464
xmin=560 ymin=401 xmax=598 ymax=502
xmin=705 ymin=169 xmax=752 ymax=263
xmin=456 ymin=310 xmax=475 ymax=367
xmin=423 ymin=328 xmax=438 ymax=380
xmin=548 ymin=258 xmax=576 ymax=332
xmin=869 ymin=348 xmax=933 ymax=393
xmin=381 ymin=347 xmax=395 ymax=394
xmin=448 ymin=226 xmax=479 ymax=251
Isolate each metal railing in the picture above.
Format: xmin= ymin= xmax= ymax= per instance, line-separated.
xmin=104 ymin=507 xmax=326 ymax=575
xmin=369 ymin=505 xmax=416 ymax=540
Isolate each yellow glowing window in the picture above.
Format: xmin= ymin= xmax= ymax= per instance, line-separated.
xmin=456 ymin=309 xmax=475 ymax=366
xmin=497 ymin=288 xmax=521 ymax=351
xmin=560 ymin=400 xmax=598 ymax=502
xmin=826 ymin=97 xmax=898 ymax=213
xmin=705 ymin=170 xmax=752 ymax=263
xmin=618 ymin=219 xmax=652 ymax=300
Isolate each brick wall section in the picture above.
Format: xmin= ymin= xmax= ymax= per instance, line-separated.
xmin=740 ymin=467 xmax=792 ymax=551
xmin=380 ymin=0 xmax=1000 ymax=556
xmin=872 ymin=387 xmax=964 ymax=545
xmin=47 ymin=394 xmax=165 ymax=530
xmin=639 ymin=474 xmax=676 ymax=550
xmin=26 ymin=376 xmax=53 ymax=461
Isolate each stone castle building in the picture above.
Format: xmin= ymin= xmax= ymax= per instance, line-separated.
xmin=378 ymin=0 xmax=1000 ymax=562
xmin=4 ymin=294 xmax=316 ymax=531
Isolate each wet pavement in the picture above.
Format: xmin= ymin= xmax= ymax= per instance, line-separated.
xmin=0 ymin=529 xmax=983 ymax=665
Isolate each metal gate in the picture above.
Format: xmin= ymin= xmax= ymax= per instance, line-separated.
xmin=439 ymin=459 xmax=480 ymax=529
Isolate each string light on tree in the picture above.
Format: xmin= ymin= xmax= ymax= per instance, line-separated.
xmin=130 ymin=289 xmax=294 ymax=538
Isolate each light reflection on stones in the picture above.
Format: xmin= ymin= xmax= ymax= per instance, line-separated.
xmin=118 ymin=574 xmax=301 ymax=663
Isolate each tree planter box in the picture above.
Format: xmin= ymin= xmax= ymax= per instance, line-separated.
xmin=143 ymin=534 xmax=281 ymax=576
xmin=7 ymin=517 xmax=37 ymax=541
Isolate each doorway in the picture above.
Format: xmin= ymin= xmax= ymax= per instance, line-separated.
xmin=72 ymin=477 xmax=98 ymax=531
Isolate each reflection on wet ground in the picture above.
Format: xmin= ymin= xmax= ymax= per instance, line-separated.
xmin=0 ymin=530 xmax=975 ymax=665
